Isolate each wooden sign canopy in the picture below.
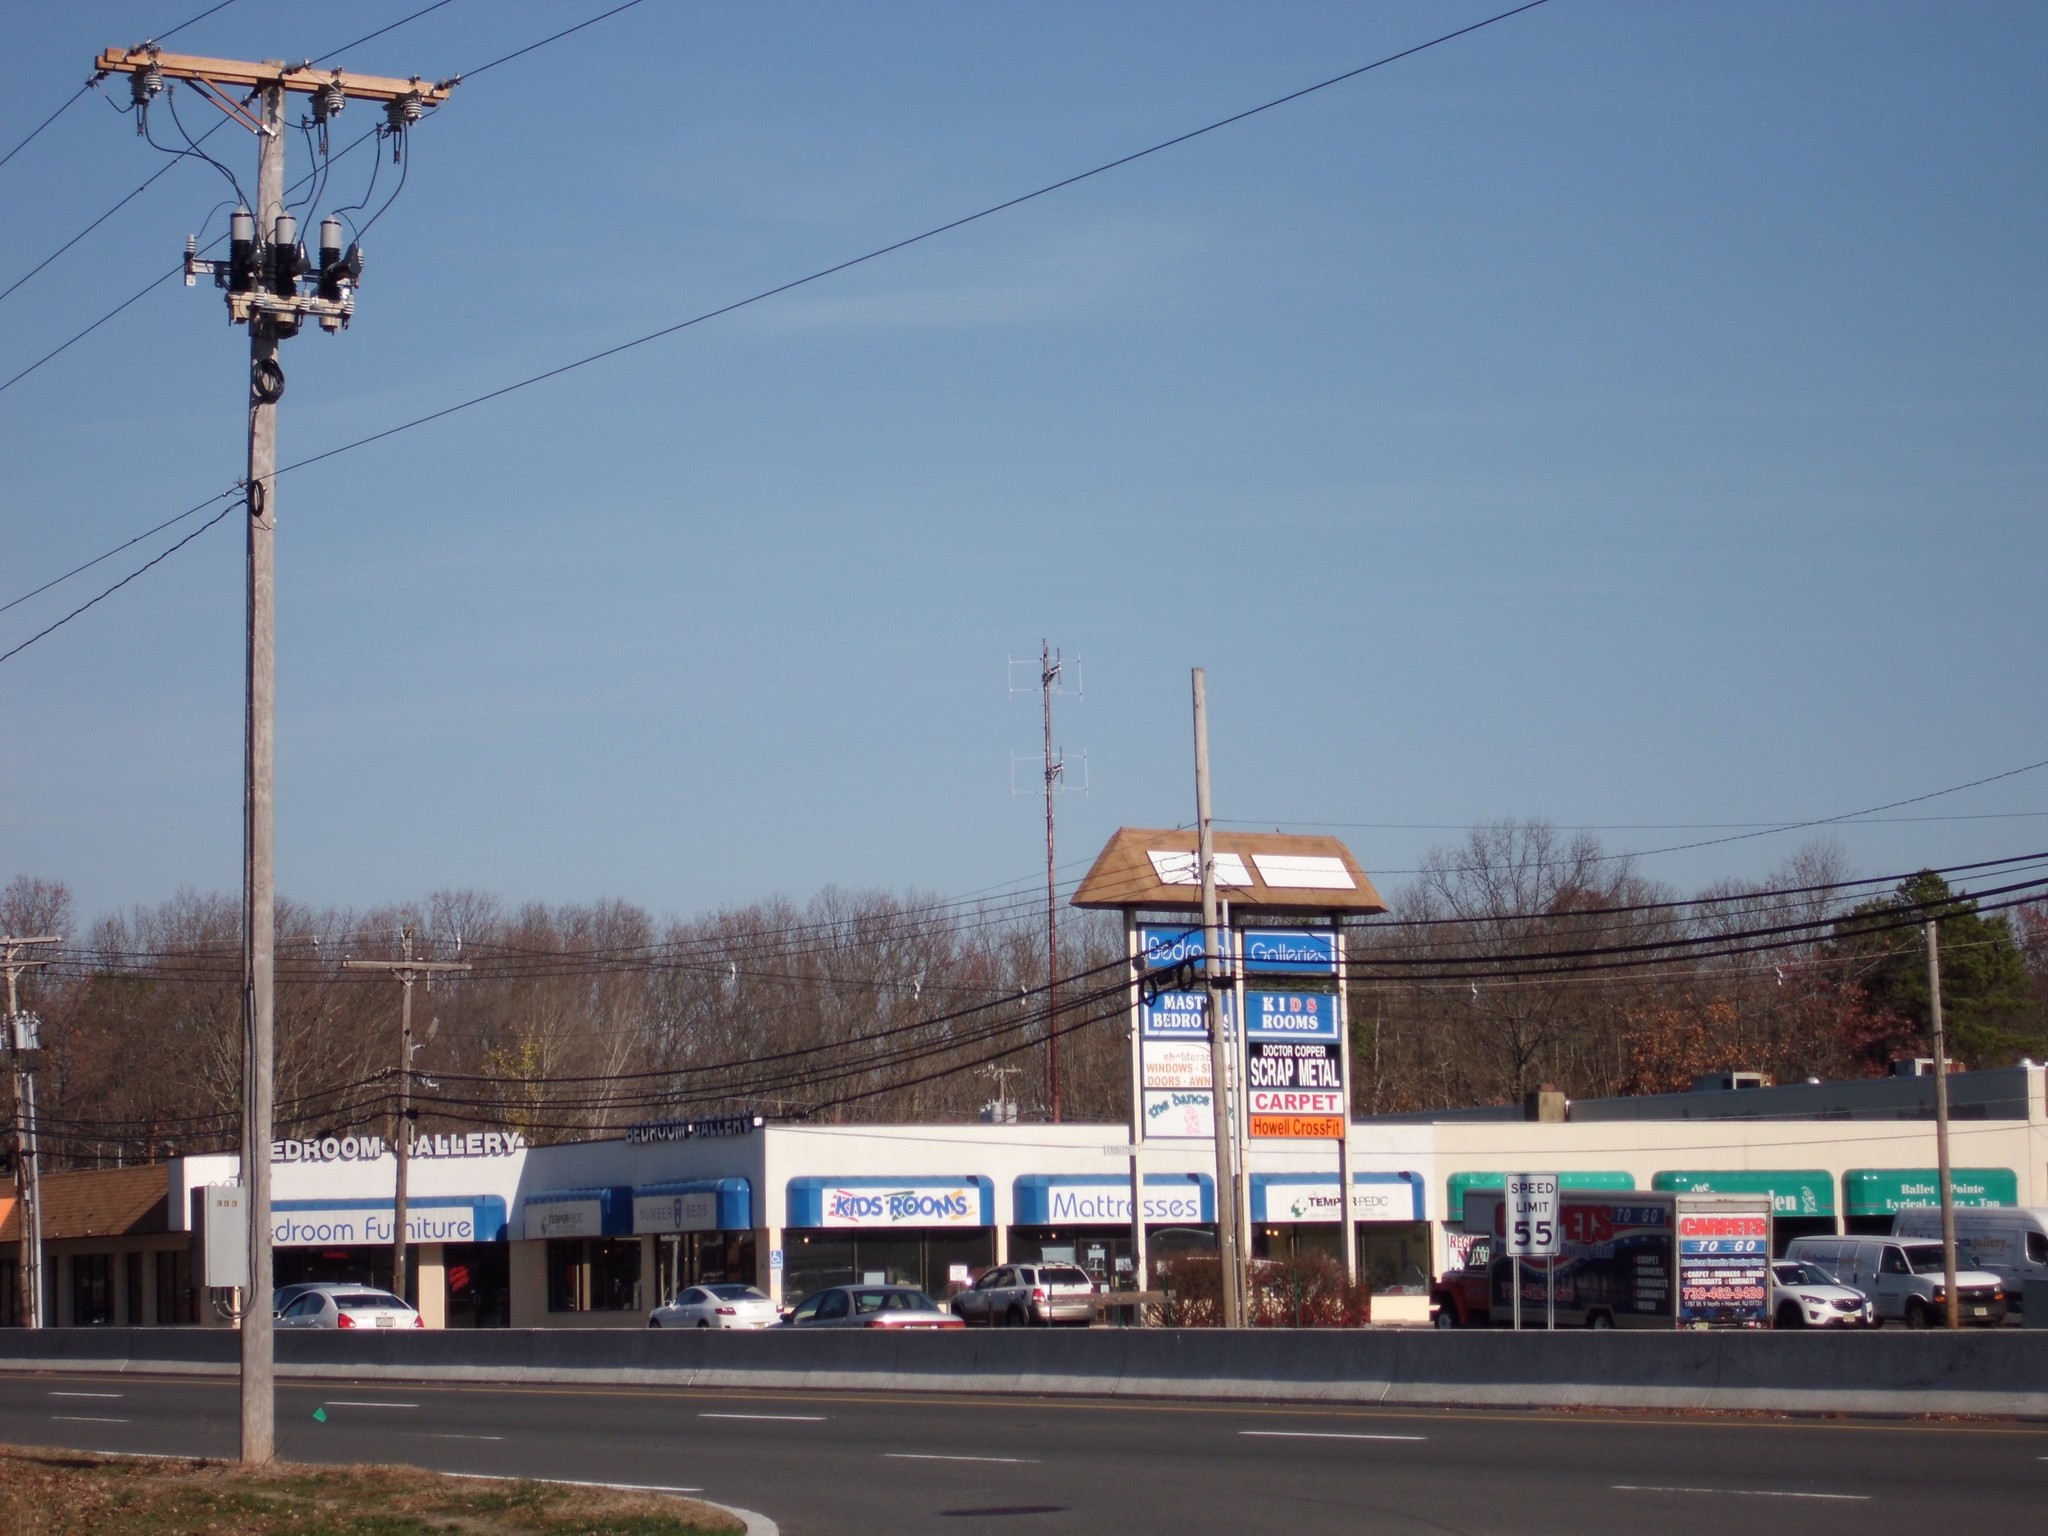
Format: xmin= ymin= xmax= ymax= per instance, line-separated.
xmin=96 ymin=47 xmax=455 ymax=106
xmin=1071 ymin=827 xmax=1387 ymax=914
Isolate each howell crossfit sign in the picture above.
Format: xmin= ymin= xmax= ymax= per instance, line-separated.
xmin=1245 ymin=991 xmax=1344 ymax=1138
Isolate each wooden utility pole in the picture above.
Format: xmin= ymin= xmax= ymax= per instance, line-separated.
xmin=1192 ymin=669 xmax=1245 ymax=1327
xmin=1926 ymin=917 xmax=1959 ymax=1330
xmin=1041 ymin=641 xmax=1063 ymax=1123
xmin=92 ymin=41 xmax=454 ymax=1465
xmin=4 ymin=936 xmax=61 ymax=1329
xmin=345 ymin=930 xmax=469 ymax=1306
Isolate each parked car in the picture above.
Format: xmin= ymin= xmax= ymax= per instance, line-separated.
xmin=271 ymin=1281 xmax=360 ymax=1317
xmin=1768 ymin=1260 xmax=1872 ymax=1328
xmin=777 ymin=1284 xmax=964 ymax=1329
xmin=274 ymin=1286 xmax=421 ymax=1329
xmin=649 ymin=1283 xmax=778 ymax=1330
xmin=1785 ymin=1236 xmax=2006 ymax=1328
xmin=950 ymin=1263 xmax=1097 ymax=1327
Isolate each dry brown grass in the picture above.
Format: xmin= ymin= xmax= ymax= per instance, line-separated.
xmin=0 ymin=1448 xmax=745 ymax=1535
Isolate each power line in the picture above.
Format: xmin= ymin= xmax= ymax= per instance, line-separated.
xmin=0 ymin=495 xmax=242 ymax=668
xmin=270 ymin=1 xmax=1557 ymax=483
xmin=0 ymin=3 xmax=242 ymax=173
xmin=449 ymin=0 xmax=652 ymax=82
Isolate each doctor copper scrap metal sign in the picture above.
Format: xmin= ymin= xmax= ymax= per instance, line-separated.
xmin=1245 ymin=991 xmax=1343 ymax=1138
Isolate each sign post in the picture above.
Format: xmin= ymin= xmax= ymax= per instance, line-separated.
xmin=1504 ymin=1173 xmax=1560 ymax=1333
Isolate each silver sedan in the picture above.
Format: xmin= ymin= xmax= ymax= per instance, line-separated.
xmin=649 ymin=1283 xmax=779 ymax=1329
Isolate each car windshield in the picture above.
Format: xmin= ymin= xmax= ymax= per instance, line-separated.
xmin=1040 ymin=1267 xmax=1091 ymax=1286
xmin=855 ymin=1290 xmax=937 ymax=1312
xmin=1779 ymin=1263 xmax=1838 ymax=1287
xmin=1905 ymin=1247 xmax=1954 ymax=1275
xmin=709 ymin=1285 xmax=766 ymax=1301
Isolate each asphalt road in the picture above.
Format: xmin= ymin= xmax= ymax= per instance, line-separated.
xmin=2 ymin=1370 xmax=2045 ymax=1535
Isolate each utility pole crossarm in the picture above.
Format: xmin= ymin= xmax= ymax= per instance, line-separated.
xmin=95 ymin=48 xmax=456 ymax=105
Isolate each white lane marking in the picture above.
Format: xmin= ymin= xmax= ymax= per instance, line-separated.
xmin=322 ymin=1400 xmax=419 ymax=1409
xmin=424 ymin=1433 xmax=505 ymax=1441
xmin=884 ymin=1453 xmax=1041 ymax=1465
xmin=50 ymin=1391 xmax=124 ymax=1399
xmin=699 ymin=1412 xmax=826 ymax=1422
xmin=1241 ymin=1430 xmax=1427 ymax=1442
xmin=444 ymin=1471 xmax=703 ymax=1494
xmin=52 ymin=1415 xmax=130 ymax=1424
xmin=1614 ymin=1486 xmax=1871 ymax=1502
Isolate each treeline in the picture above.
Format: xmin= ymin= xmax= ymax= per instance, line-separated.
xmin=4 ymin=823 xmax=2045 ymax=1169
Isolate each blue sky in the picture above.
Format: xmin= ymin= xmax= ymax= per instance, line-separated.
xmin=2 ymin=1 xmax=2043 ymax=923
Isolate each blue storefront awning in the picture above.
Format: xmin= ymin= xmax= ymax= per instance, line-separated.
xmin=786 ymin=1176 xmax=994 ymax=1229
xmin=1013 ymin=1173 xmax=1213 ymax=1226
xmin=522 ymin=1185 xmax=632 ymax=1240
xmin=632 ymin=1177 xmax=752 ymax=1233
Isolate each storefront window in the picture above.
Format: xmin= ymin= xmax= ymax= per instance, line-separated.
xmin=654 ymin=1232 xmax=757 ymax=1305
xmin=0 ymin=1258 xmax=17 ymax=1327
xmin=1359 ymin=1222 xmax=1430 ymax=1295
xmin=547 ymin=1238 xmax=642 ymax=1312
xmin=781 ymin=1230 xmax=992 ymax=1304
xmin=443 ymin=1242 xmax=510 ymax=1328
xmin=155 ymin=1249 xmax=196 ymax=1325
xmin=72 ymin=1254 xmax=114 ymax=1325
xmin=124 ymin=1253 xmax=144 ymax=1325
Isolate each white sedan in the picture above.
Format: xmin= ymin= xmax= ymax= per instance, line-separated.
xmin=648 ymin=1282 xmax=779 ymax=1329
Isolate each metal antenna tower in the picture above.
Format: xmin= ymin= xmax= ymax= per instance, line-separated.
xmin=1010 ymin=643 xmax=1083 ymax=1122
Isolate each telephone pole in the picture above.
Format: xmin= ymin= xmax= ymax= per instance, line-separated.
xmin=1926 ymin=917 xmax=1959 ymax=1330
xmin=1191 ymin=669 xmax=1245 ymax=1327
xmin=4 ymin=936 xmax=61 ymax=1329
xmin=345 ymin=929 xmax=468 ymax=1306
xmin=93 ymin=41 xmax=454 ymax=1464
xmin=1040 ymin=641 xmax=1064 ymax=1123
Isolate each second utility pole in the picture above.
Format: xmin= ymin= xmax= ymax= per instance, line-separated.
xmin=345 ymin=929 xmax=469 ymax=1305
xmin=1192 ymin=668 xmax=1244 ymax=1327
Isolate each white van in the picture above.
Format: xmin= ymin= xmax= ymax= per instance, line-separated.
xmin=1784 ymin=1235 xmax=2007 ymax=1328
xmin=1891 ymin=1207 xmax=2048 ymax=1315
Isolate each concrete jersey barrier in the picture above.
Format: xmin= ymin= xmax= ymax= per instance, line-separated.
xmin=2 ymin=1327 xmax=2045 ymax=1418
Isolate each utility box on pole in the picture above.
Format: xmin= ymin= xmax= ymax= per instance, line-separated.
xmin=202 ymin=1184 xmax=250 ymax=1291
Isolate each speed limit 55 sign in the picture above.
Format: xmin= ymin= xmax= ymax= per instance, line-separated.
xmin=1505 ymin=1172 xmax=1561 ymax=1258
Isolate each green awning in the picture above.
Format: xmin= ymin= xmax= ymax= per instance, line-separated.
xmin=1842 ymin=1167 xmax=2017 ymax=1215
xmin=1652 ymin=1169 xmax=1835 ymax=1219
xmin=1443 ymin=1170 xmax=1634 ymax=1222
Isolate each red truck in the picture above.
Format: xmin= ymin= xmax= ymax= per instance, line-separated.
xmin=1430 ymin=1187 xmax=1772 ymax=1330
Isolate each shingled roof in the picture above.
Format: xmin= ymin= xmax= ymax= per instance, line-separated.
xmin=1071 ymin=827 xmax=1386 ymax=914
xmin=0 ymin=1165 xmax=171 ymax=1244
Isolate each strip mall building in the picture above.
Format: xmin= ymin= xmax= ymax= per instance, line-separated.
xmin=4 ymin=1062 xmax=2043 ymax=1328
xmin=6 ymin=830 xmax=2041 ymax=1326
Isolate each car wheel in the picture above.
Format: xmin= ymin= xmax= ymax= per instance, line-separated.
xmin=1587 ymin=1312 xmax=1613 ymax=1331
xmin=1006 ymin=1304 xmax=1027 ymax=1328
xmin=649 ymin=1317 xmax=663 ymax=1328
xmin=1776 ymin=1303 xmax=1805 ymax=1330
xmin=1904 ymin=1300 xmax=1932 ymax=1330
xmin=1433 ymin=1308 xmax=1458 ymax=1330
xmin=697 ymin=1319 xmax=711 ymax=1329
